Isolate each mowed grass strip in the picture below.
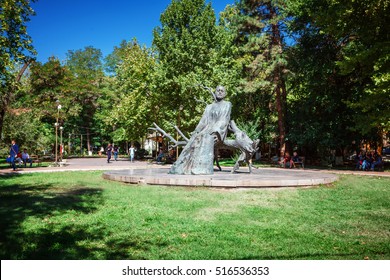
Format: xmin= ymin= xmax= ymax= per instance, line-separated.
xmin=0 ymin=171 xmax=389 ymax=260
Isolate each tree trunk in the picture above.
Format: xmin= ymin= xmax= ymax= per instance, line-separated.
xmin=270 ymin=7 xmax=288 ymax=157
xmin=0 ymin=107 xmax=6 ymax=143
xmin=86 ymin=127 xmax=91 ymax=152
xmin=275 ymin=83 xmax=286 ymax=157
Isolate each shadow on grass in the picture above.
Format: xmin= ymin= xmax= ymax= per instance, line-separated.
xmin=0 ymin=177 xmax=149 ymax=259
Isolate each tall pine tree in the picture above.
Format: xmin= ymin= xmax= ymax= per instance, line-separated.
xmin=232 ymin=0 xmax=290 ymax=156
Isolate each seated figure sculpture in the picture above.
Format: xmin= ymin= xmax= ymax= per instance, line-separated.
xmin=169 ymin=86 xmax=232 ymax=175
xmin=153 ymin=85 xmax=258 ymax=175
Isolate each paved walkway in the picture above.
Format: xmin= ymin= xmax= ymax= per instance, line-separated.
xmin=1 ymin=157 xmax=389 ymax=178
xmin=0 ymin=157 xmax=165 ymax=175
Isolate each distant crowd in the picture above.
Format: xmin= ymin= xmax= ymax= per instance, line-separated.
xmin=355 ymin=151 xmax=383 ymax=171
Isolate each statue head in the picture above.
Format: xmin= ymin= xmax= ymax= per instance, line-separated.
xmin=215 ymin=85 xmax=227 ymax=101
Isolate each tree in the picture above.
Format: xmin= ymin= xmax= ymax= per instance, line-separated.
xmin=99 ymin=40 xmax=157 ymax=143
xmin=65 ymin=46 xmax=104 ymax=153
xmin=287 ymin=0 xmax=390 ymax=154
xmin=232 ymin=0 xmax=290 ymax=156
xmin=23 ymin=57 xmax=79 ymax=154
xmin=0 ymin=0 xmax=36 ymax=141
xmin=152 ymin=0 xmax=221 ymax=133
xmin=29 ymin=57 xmax=78 ymax=121
xmin=286 ymin=29 xmax=358 ymax=158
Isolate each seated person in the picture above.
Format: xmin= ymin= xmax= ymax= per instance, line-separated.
xmin=21 ymin=149 xmax=33 ymax=167
xmin=5 ymin=153 xmax=23 ymax=165
xmin=355 ymin=152 xmax=364 ymax=170
xmin=290 ymin=151 xmax=301 ymax=168
xmin=362 ymin=157 xmax=370 ymax=171
xmin=11 ymin=152 xmax=23 ymax=167
xmin=271 ymin=155 xmax=280 ymax=165
xmin=282 ymin=152 xmax=291 ymax=168
xmin=361 ymin=153 xmax=371 ymax=171
xmin=6 ymin=156 xmax=22 ymax=166
xmin=371 ymin=152 xmax=382 ymax=171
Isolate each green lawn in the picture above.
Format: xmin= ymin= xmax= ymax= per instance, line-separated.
xmin=0 ymin=158 xmax=50 ymax=170
xmin=0 ymin=171 xmax=389 ymax=260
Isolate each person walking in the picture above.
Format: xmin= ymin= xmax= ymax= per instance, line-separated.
xmin=7 ymin=139 xmax=19 ymax=171
xmin=106 ymin=143 xmax=113 ymax=163
xmin=129 ymin=145 xmax=135 ymax=162
xmin=113 ymin=146 xmax=119 ymax=161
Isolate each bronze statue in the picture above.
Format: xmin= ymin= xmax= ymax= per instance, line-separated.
xmin=153 ymin=85 xmax=259 ymax=175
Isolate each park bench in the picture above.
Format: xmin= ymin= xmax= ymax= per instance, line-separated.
xmin=292 ymin=156 xmax=305 ymax=168
xmin=275 ymin=156 xmax=305 ymax=168
xmin=30 ymin=155 xmax=41 ymax=167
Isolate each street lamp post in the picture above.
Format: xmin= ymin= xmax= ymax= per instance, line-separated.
xmin=68 ymin=133 xmax=71 ymax=155
xmin=54 ymin=101 xmax=61 ymax=166
xmin=60 ymin=126 xmax=63 ymax=161
xmin=55 ymin=121 xmax=58 ymax=165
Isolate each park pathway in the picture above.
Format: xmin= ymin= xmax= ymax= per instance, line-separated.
xmin=1 ymin=157 xmax=389 ymax=178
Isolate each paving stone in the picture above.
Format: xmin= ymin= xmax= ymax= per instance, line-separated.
xmin=103 ymin=167 xmax=339 ymax=188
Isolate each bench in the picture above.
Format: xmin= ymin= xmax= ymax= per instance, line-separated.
xmin=30 ymin=155 xmax=41 ymax=167
xmin=292 ymin=156 xmax=305 ymax=168
xmin=276 ymin=156 xmax=305 ymax=168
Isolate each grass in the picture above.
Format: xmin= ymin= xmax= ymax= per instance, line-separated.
xmin=0 ymin=158 xmax=50 ymax=170
xmin=0 ymin=171 xmax=389 ymax=260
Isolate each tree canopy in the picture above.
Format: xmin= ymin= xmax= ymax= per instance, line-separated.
xmin=1 ymin=0 xmax=389 ymax=161
xmin=0 ymin=0 xmax=36 ymax=141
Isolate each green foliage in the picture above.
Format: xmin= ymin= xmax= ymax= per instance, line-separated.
xmin=30 ymin=57 xmax=80 ymax=120
xmin=152 ymin=0 xmax=238 ymax=133
xmin=0 ymin=0 xmax=36 ymax=84
xmin=65 ymin=46 xmax=105 ymax=149
xmin=287 ymin=0 xmax=390 ymax=153
xmin=66 ymin=46 xmax=104 ymax=80
xmin=104 ymin=39 xmax=133 ymax=75
xmin=2 ymin=111 xmax=52 ymax=154
xmin=236 ymin=119 xmax=261 ymax=140
xmin=286 ymin=29 xmax=357 ymax=154
xmin=3 ymin=0 xmax=389 ymax=159
xmin=98 ymin=40 xmax=157 ymax=141
xmin=0 ymin=0 xmax=36 ymax=141
xmin=229 ymin=0 xmax=291 ymax=154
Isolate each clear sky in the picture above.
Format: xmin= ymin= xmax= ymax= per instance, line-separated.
xmin=27 ymin=0 xmax=235 ymax=63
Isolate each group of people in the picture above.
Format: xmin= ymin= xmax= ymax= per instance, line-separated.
xmin=279 ymin=151 xmax=303 ymax=168
xmin=104 ymin=144 xmax=136 ymax=163
xmin=6 ymin=140 xmax=33 ymax=171
xmin=355 ymin=151 xmax=383 ymax=171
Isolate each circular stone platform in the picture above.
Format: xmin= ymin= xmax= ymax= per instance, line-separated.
xmin=103 ymin=167 xmax=338 ymax=188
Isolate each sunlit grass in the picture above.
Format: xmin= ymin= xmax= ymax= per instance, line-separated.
xmin=1 ymin=171 xmax=389 ymax=260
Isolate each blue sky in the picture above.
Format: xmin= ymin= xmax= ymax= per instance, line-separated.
xmin=27 ymin=0 xmax=235 ymax=63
